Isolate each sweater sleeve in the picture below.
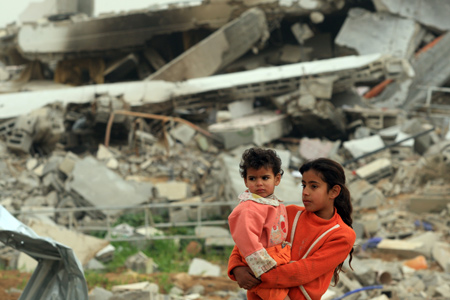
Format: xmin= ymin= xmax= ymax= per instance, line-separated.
xmin=228 ymin=203 xmax=267 ymax=257
xmin=228 ymin=203 xmax=277 ymax=278
xmin=258 ymin=233 xmax=354 ymax=288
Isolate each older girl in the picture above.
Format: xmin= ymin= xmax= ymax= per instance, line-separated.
xmin=228 ymin=158 xmax=356 ymax=300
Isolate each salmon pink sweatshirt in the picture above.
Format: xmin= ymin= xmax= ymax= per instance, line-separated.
xmin=228 ymin=205 xmax=356 ymax=300
xmin=228 ymin=191 xmax=288 ymax=278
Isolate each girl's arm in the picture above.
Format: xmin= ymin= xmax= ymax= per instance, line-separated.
xmin=258 ymin=235 xmax=353 ymax=288
xmin=228 ymin=244 xmax=261 ymax=289
xmin=227 ymin=245 xmax=247 ymax=281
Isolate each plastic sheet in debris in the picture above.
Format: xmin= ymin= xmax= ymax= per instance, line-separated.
xmin=0 ymin=205 xmax=88 ymax=300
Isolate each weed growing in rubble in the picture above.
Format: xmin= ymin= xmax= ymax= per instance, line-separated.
xmin=157 ymin=273 xmax=173 ymax=293
xmin=85 ymin=271 xmax=123 ymax=290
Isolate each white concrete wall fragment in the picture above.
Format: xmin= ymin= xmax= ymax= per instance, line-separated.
xmin=147 ymin=7 xmax=269 ymax=81
xmin=208 ymin=112 xmax=291 ymax=149
xmin=335 ymin=8 xmax=421 ymax=58
xmin=373 ymin=0 xmax=450 ymax=32
xmin=188 ymin=258 xmax=221 ymax=276
xmin=66 ymin=156 xmax=154 ymax=214
xmin=432 ymin=241 xmax=450 ymax=273
xmin=343 ymin=135 xmax=385 ymax=158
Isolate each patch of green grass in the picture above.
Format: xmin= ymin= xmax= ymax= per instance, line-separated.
xmin=144 ymin=239 xmax=191 ymax=272
xmin=155 ymin=273 xmax=173 ymax=293
xmin=105 ymin=241 xmax=140 ymax=272
xmin=114 ymin=211 xmax=147 ymax=227
xmin=85 ymin=271 xmax=112 ymax=290
xmin=17 ymin=277 xmax=28 ymax=290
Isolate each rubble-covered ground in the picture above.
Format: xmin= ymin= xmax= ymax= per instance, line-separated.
xmin=1 ymin=0 xmax=450 ymax=299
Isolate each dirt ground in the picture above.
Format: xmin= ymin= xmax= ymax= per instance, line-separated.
xmin=0 ymin=270 xmax=31 ymax=300
xmin=0 ymin=268 xmax=239 ymax=299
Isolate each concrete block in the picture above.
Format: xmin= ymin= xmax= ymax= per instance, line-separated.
xmin=147 ymin=8 xmax=269 ymax=81
xmin=125 ymin=252 xmax=158 ymax=274
xmin=432 ymin=242 xmax=450 ymax=273
xmin=373 ymin=0 xmax=450 ymax=31
xmin=208 ymin=112 xmax=291 ymax=149
xmin=298 ymin=137 xmax=340 ymax=160
xmin=58 ymin=152 xmax=79 ymax=176
xmin=66 ymin=156 xmax=154 ymax=217
xmin=291 ymin=22 xmax=314 ymax=45
xmin=7 ymin=129 xmax=33 ymax=153
xmin=85 ymin=259 xmax=106 ymax=272
xmin=228 ymin=99 xmax=254 ymax=119
xmin=0 ymin=119 xmax=16 ymax=138
xmin=88 ymin=286 xmax=113 ymax=300
xmin=409 ymin=195 xmax=450 ymax=214
xmin=169 ymin=123 xmax=196 ymax=145
xmin=407 ymin=232 xmax=440 ymax=259
xmin=355 ymin=158 xmax=392 ymax=183
xmin=111 ymin=281 xmax=155 ymax=293
xmin=343 ymin=135 xmax=385 ymax=158
xmin=335 ymin=8 xmax=421 ymax=58
xmin=155 ymin=181 xmax=190 ymax=201
xmin=359 ymin=213 xmax=380 ymax=235
xmin=188 ymin=258 xmax=221 ymax=277
xmin=377 ymin=239 xmax=425 ymax=259
xmin=97 ymin=144 xmax=114 ymax=160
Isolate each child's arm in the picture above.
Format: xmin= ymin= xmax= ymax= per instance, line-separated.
xmin=228 ymin=202 xmax=277 ymax=278
xmin=258 ymin=234 xmax=353 ymax=288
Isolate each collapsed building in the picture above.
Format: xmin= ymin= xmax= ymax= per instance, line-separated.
xmin=0 ymin=0 xmax=450 ymax=299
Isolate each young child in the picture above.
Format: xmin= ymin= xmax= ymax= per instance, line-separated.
xmin=228 ymin=158 xmax=356 ymax=300
xmin=228 ymin=147 xmax=291 ymax=300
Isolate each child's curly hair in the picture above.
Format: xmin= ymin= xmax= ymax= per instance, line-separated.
xmin=239 ymin=147 xmax=284 ymax=178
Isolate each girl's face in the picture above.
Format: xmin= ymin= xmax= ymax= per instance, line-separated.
xmin=301 ymin=169 xmax=341 ymax=220
xmin=245 ymin=167 xmax=281 ymax=198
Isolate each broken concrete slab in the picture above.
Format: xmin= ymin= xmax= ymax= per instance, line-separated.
xmin=0 ymin=53 xmax=413 ymax=120
xmin=373 ymin=0 xmax=450 ymax=32
xmin=125 ymin=251 xmax=158 ymax=274
xmin=147 ymin=8 xmax=269 ymax=81
xmin=169 ymin=123 xmax=196 ymax=145
xmin=376 ymin=238 xmax=426 ymax=259
xmin=287 ymin=97 xmax=347 ymax=140
xmin=188 ymin=258 xmax=220 ymax=277
xmin=298 ymin=137 xmax=341 ymax=160
xmin=355 ymin=158 xmax=392 ymax=183
xmin=343 ymin=135 xmax=385 ymax=158
xmin=432 ymin=241 xmax=450 ymax=273
xmin=17 ymin=218 xmax=109 ymax=271
xmin=66 ymin=156 xmax=154 ymax=216
xmin=154 ymin=181 xmax=190 ymax=201
xmin=335 ymin=8 xmax=423 ymax=59
xmin=208 ymin=111 xmax=292 ymax=149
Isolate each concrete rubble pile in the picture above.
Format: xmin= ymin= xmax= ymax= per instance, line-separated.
xmin=0 ymin=0 xmax=450 ymax=299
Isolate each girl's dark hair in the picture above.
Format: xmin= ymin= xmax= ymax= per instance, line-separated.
xmin=299 ymin=157 xmax=353 ymax=285
xmin=239 ymin=148 xmax=284 ymax=178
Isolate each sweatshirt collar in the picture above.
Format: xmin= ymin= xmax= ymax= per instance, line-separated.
xmin=238 ymin=190 xmax=282 ymax=206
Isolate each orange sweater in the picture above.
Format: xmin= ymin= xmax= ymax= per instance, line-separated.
xmin=228 ymin=205 xmax=356 ymax=300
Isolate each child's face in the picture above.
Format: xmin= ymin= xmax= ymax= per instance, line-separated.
xmin=244 ymin=167 xmax=281 ymax=198
xmin=301 ymin=169 xmax=341 ymax=220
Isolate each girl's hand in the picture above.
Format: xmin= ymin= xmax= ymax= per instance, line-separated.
xmin=232 ymin=266 xmax=261 ymax=290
